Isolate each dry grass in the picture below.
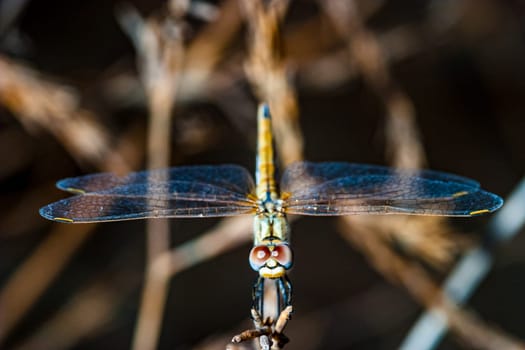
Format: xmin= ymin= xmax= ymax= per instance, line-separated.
xmin=0 ymin=1 xmax=523 ymax=349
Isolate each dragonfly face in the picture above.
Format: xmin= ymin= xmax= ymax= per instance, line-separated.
xmin=249 ymin=240 xmax=292 ymax=278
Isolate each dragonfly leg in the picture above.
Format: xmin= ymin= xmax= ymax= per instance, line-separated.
xmin=275 ymin=278 xmax=282 ymax=315
xmin=252 ymin=275 xmax=293 ymax=319
xmin=278 ymin=274 xmax=293 ymax=308
xmin=252 ymin=276 xmax=265 ymax=317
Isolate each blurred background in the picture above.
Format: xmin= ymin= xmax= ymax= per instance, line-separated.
xmin=0 ymin=0 xmax=524 ymax=349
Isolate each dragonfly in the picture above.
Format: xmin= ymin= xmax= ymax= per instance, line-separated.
xmin=40 ymin=103 xmax=503 ymax=318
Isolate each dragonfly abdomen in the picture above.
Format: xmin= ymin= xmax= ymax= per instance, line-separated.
xmin=255 ymin=104 xmax=278 ymax=200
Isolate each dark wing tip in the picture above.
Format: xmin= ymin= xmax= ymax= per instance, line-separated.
xmin=56 ymin=178 xmax=87 ymax=194
xmin=469 ymin=192 xmax=504 ymax=216
xmin=39 ymin=204 xmax=75 ymax=223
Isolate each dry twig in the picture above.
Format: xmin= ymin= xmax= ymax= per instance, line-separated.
xmin=118 ymin=4 xmax=186 ymax=349
xmin=242 ymin=0 xmax=303 ymax=165
xmin=339 ymin=216 xmax=525 ymax=350
xmin=0 ymin=55 xmax=136 ymax=346
xmin=231 ymin=306 xmax=293 ymax=350
xmin=402 ymin=177 xmax=525 ymax=350
xmin=0 ymin=55 xmax=129 ymax=171
xmin=13 ymin=279 xmax=121 ymax=350
xmin=320 ymin=0 xmax=460 ymax=269
xmin=318 ymin=1 xmax=524 ymax=348
xmin=0 ymin=224 xmax=93 ymax=343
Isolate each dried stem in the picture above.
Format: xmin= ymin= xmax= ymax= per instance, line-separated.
xmin=320 ymin=0 xmax=459 ymax=268
xmin=320 ymin=1 xmax=524 ymax=348
xmin=339 ymin=216 xmax=525 ymax=350
xmin=118 ymin=5 xmax=186 ymax=350
xmin=0 ymin=55 xmax=136 ymax=346
xmin=0 ymin=0 xmax=30 ymax=36
xmin=6 ymin=2 xmax=244 ymax=346
xmin=166 ymin=216 xmax=253 ymax=277
xmin=0 ymin=55 xmax=129 ymax=172
xmin=12 ymin=280 xmax=120 ymax=350
xmin=320 ymin=0 xmax=425 ymax=169
xmin=1 ymin=1 xmax=516 ymax=349
xmin=231 ymin=306 xmax=292 ymax=350
xmin=242 ymin=0 xmax=303 ymax=165
xmin=180 ymin=0 xmax=242 ymax=97
xmin=402 ymin=178 xmax=525 ymax=349
xmin=0 ymin=224 xmax=93 ymax=343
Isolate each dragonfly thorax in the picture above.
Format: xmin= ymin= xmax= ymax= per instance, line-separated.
xmin=257 ymin=195 xmax=283 ymax=215
xmin=253 ymin=210 xmax=289 ymax=241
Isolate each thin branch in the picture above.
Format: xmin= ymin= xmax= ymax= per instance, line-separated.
xmin=180 ymin=0 xmax=242 ymax=97
xmin=0 ymin=55 xmax=137 ymax=346
xmin=320 ymin=0 xmax=459 ymax=269
xmin=320 ymin=0 xmax=426 ymax=169
xmin=119 ymin=4 xmax=186 ymax=350
xmin=231 ymin=306 xmax=292 ymax=350
xmin=339 ymin=215 xmax=525 ymax=350
xmin=5 ymin=3 xmax=244 ymax=345
xmin=12 ymin=280 xmax=120 ymax=350
xmin=0 ymin=0 xmax=30 ymax=36
xmin=0 ymin=55 xmax=130 ymax=172
xmin=242 ymin=0 xmax=303 ymax=166
xmin=165 ymin=215 xmax=254 ymax=277
xmin=319 ymin=1 xmax=524 ymax=348
xmin=401 ymin=177 xmax=525 ymax=350
xmin=0 ymin=224 xmax=93 ymax=343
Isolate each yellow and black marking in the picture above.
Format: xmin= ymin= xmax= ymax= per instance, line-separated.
xmin=53 ymin=217 xmax=74 ymax=223
xmin=255 ymin=103 xmax=278 ymax=200
xmin=280 ymin=191 xmax=291 ymax=201
xmin=469 ymin=209 xmax=490 ymax=216
xmin=65 ymin=187 xmax=86 ymax=194
xmin=452 ymin=191 xmax=468 ymax=198
xmin=247 ymin=193 xmax=259 ymax=202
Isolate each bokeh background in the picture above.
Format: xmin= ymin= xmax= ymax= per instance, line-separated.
xmin=1 ymin=0 xmax=524 ymax=349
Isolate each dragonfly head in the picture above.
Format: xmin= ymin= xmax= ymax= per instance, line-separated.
xmin=249 ymin=240 xmax=293 ymax=278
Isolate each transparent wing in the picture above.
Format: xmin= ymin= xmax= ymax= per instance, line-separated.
xmin=56 ymin=165 xmax=255 ymax=195
xmin=40 ymin=165 xmax=257 ymax=223
xmin=281 ymin=162 xmax=503 ymax=217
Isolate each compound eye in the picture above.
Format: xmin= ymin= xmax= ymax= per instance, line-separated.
xmin=272 ymin=244 xmax=293 ymax=269
xmin=249 ymin=246 xmax=271 ymax=271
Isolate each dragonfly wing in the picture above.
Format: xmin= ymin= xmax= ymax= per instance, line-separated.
xmin=281 ymin=162 xmax=479 ymax=194
xmin=56 ymin=165 xmax=255 ymax=195
xmin=40 ymin=180 xmax=257 ymax=223
xmin=281 ymin=162 xmax=502 ymax=217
